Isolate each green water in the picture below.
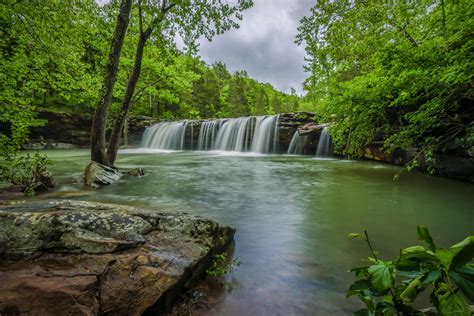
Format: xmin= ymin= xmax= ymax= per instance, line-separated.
xmin=39 ymin=149 xmax=473 ymax=315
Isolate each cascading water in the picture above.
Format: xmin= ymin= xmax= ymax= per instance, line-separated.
xmin=250 ymin=115 xmax=279 ymax=153
xmin=197 ymin=120 xmax=220 ymax=150
xmin=142 ymin=115 xmax=279 ymax=153
xmin=287 ymin=131 xmax=308 ymax=155
xmin=315 ymin=127 xmax=333 ymax=157
xmin=141 ymin=121 xmax=189 ymax=150
xmin=214 ymin=117 xmax=255 ymax=151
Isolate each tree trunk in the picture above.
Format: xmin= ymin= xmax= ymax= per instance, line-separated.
xmin=90 ymin=0 xmax=132 ymax=166
xmin=107 ymin=31 xmax=151 ymax=165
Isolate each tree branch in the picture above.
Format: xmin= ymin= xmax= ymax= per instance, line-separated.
xmin=138 ymin=0 xmax=143 ymax=35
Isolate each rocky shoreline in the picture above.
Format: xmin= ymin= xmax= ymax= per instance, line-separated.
xmin=0 ymin=200 xmax=235 ymax=315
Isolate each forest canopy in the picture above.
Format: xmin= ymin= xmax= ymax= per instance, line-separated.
xmin=297 ymin=0 xmax=473 ymax=159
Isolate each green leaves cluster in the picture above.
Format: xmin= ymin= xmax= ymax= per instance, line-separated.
xmin=347 ymin=228 xmax=473 ymax=315
xmin=0 ymin=151 xmax=51 ymax=196
xmin=206 ymin=253 xmax=240 ymax=277
xmin=297 ymin=0 xmax=473 ymax=160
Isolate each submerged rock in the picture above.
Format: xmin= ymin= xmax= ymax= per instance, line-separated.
xmin=0 ymin=200 xmax=235 ymax=315
xmin=127 ymin=168 xmax=145 ymax=177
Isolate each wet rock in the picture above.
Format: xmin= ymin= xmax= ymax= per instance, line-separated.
xmin=127 ymin=168 xmax=145 ymax=177
xmin=47 ymin=142 xmax=78 ymax=149
xmin=298 ymin=122 xmax=333 ymax=136
xmin=23 ymin=142 xmax=47 ymax=150
xmin=0 ymin=200 xmax=235 ymax=316
xmin=84 ymin=161 xmax=123 ymax=188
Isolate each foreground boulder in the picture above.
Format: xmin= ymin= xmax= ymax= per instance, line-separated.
xmin=0 ymin=200 xmax=235 ymax=315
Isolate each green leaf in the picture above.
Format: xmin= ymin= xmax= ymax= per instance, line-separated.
xmin=399 ymin=245 xmax=438 ymax=262
xmin=347 ymin=279 xmax=370 ymax=298
xmin=375 ymin=302 xmax=396 ymax=316
xmin=359 ymin=289 xmax=375 ymax=311
xmin=450 ymin=265 xmax=474 ymax=302
xmin=400 ymin=277 xmax=423 ymax=302
xmin=349 ymin=233 xmax=366 ymax=240
xmin=353 ymin=308 xmax=374 ymax=316
xmin=421 ymin=270 xmax=442 ymax=286
xmin=417 ymin=226 xmax=436 ymax=251
xmin=450 ymin=236 xmax=474 ymax=269
xmin=436 ymin=248 xmax=457 ymax=270
xmin=351 ymin=265 xmax=370 ymax=278
xmin=368 ymin=263 xmax=394 ymax=293
xmin=438 ymin=292 xmax=471 ymax=316
xmin=436 ymin=237 xmax=474 ymax=271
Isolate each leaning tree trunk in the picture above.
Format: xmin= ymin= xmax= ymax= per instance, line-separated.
xmin=107 ymin=30 xmax=151 ymax=166
xmin=90 ymin=0 xmax=132 ymax=166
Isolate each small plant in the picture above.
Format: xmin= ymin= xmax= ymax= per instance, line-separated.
xmin=347 ymin=227 xmax=473 ymax=315
xmin=206 ymin=253 xmax=240 ymax=278
xmin=0 ymin=151 xmax=52 ymax=195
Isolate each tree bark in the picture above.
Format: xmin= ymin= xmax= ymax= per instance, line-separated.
xmin=90 ymin=0 xmax=132 ymax=166
xmin=107 ymin=30 xmax=151 ymax=165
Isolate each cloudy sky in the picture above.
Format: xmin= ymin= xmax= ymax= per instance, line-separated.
xmin=197 ymin=0 xmax=314 ymax=95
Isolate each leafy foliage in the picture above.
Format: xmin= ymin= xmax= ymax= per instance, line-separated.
xmin=347 ymin=227 xmax=473 ymax=315
xmin=206 ymin=253 xmax=240 ymax=278
xmin=0 ymin=150 xmax=52 ymax=196
xmin=297 ymin=0 xmax=473 ymax=159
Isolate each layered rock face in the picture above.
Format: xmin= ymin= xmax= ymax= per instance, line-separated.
xmin=27 ymin=111 xmax=152 ymax=149
xmin=0 ymin=200 xmax=235 ymax=316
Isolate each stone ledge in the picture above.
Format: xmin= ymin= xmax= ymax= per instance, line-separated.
xmin=0 ymin=200 xmax=235 ymax=316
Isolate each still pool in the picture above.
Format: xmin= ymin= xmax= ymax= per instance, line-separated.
xmin=38 ymin=149 xmax=473 ymax=315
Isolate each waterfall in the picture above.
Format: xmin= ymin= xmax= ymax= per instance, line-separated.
xmin=287 ymin=131 xmax=308 ymax=155
xmin=214 ymin=117 xmax=254 ymax=151
xmin=250 ymin=115 xmax=279 ymax=153
xmin=315 ymin=127 xmax=333 ymax=157
xmin=197 ymin=120 xmax=220 ymax=150
xmin=141 ymin=121 xmax=189 ymax=150
xmin=142 ymin=115 xmax=280 ymax=153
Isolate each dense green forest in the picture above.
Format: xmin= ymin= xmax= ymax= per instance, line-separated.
xmin=0 ymin=0 xmax=298 ymax=150
xmin=297 ymin=0 xmax=473 ymax=159
xmin=1 ymin=0 xmax=472 ymax=162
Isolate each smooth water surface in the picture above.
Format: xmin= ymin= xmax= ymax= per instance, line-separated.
xmin=40 ymin=149 xmax=473 ymax=315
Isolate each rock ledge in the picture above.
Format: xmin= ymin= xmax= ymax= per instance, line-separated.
xmin=0 ymin=200 xmax=235 ymax=316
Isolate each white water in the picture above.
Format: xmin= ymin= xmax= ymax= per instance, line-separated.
xmin=142 ymin=115 xmax=279 ymax=153
xmin=315 ymin=127 xmax=333 ymax=157
xmin=287 ymin=131 xmax=308 ymax=155
xmin=141 ymin=121 xmax=189 ymax=150
xmin=197 ymin=120 xmax=220 ymax=150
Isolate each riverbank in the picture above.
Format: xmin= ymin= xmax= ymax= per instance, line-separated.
xmin=0 ymin=200 xmax=235 ymax=315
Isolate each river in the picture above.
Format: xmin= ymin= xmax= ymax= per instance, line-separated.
xmin=39 ymin=149 xmax=473 ymax=315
